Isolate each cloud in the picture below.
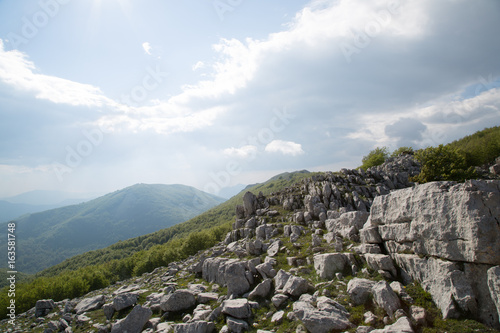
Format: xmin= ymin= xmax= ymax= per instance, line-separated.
xmin=223 ymin=145 xmax=258 ymax=159
xmin=0 ymin=39 xmax=116 ymax=108
xmin=142 ymin=42 xmax=152 ymax=55
xmin=265 ymin=140 xmax=304 ymax=156
xmin=192 ymin=61 xmax=205 ymax=71
xmin=385 ymin=118 xmax=427 ymax=147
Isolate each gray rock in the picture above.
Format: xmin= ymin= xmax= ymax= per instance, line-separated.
xmin=370 ymin=316 xmax=414 ymax=333
xmin=370 ymin=180 xmax=500 ymax=264
xmin=371 ymin=281 xmax=401 ymax=317
xmin=202 ymin=258 xmax=250 ymax=296
xmin=222 ymin=299 xmax=252 ymax=319
xmin=364 ymin=254 xmax=397 ymax=278
xmin=242 ymin=191 xmax=257 ymax=217
xmin=274 ymin=269 xmax=292 ymax=291
xmin=487 ymin=266 xmax=500 ymax=324
xmin=271 ymin=310 xmax=285 ymax=324
xmin=226 ymin=316 xmax=249 ymax=333
xmin=113 ymin=292 xmax=138 ymax=311
xmin=249 ymin=279 xmax=272 ymax=300
xmin=197 ymin=292 xmax=219 ymax=304
xmin=74 ymin=295 xmax=105 ymax=314
xmin=35 ymin=299 xmax=56 ymax=317
xmin=271 ymin=294 xmax=289 ymax=308
xmin=360 ymin=226 xmax=382 ymax=244
xmin=325 ymin=211 xmax=369 ymax=240
xmin=103 ymin=303 xmax=115 ymax=320
xmin=347 ymin=278 xmax=376 ymax=305
xmin=313 ymin=253 xmax=348 ymax=280
xmin=255 ymin=262 xmax=277 ymax=279
xmin=160 ymin=290 xmax=196 ymax=312
xmin=111 ymin=305 xmax=152 ymax=333
xmin=410 ymin=305 xmax=428 ymax=326
xmin=267 ymin=239 xmax=282 ymax=257
xmin=283 ymin=275 xmax=312 ymax=297
xmin=173 ymin=320 xmax=215 ymax=333
xmin=291 ymin=300 xmax=352 ymax=333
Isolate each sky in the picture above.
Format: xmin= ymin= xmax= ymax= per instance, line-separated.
xmin=0 ymin=0 xmax=499 ymax=198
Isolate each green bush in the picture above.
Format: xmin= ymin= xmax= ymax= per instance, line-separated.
xmin=360 ymin=147 xmax=389 ymax=170
xmin=390 ymin=146 xmax=414 ymax=157
xmin=412 ymin=145 xmax=477 ymax=183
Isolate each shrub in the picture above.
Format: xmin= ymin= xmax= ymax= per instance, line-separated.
xmin=360 ymin=147 xmax=389 ymax=170
xmin=412 ymin=145 xmax=477 ymax=183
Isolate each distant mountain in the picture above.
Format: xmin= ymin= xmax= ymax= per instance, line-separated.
xmin=2 ymin=190 xmax=100 ymax=206
xmin=0 ymin=190 xmax=101 ymax=223
xmin=218 ymin=184 xmax=247 ymax=199
xmin=0 ymin=184 xmax=225 ymax=274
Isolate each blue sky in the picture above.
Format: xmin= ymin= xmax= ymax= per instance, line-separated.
xmin=0 ymin=0 xmax=499 ymax=198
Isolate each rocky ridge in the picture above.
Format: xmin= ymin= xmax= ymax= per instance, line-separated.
xmin=3 ymin=154 xmax=500 ymax=333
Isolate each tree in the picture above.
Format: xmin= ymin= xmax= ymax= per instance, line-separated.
xmin=412 ymin=145 xmax=477 ymax=183
xmin=360 ymin=147 xmax=389 ymax=170
xmin=391 ymin=146 xmax=414 ymax=157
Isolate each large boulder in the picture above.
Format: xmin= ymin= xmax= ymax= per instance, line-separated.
xmin=242 ymin=191 xmax=257 ymax=217
xmin=291 ymin=299 xmax=352 ymax=333
xmin=325 ymin=211 xmax=369 ymax=241
xmin=313 ymin=253 xmax=352 ymax=279
xmin=202 ymin=258 xmax=251 ymax=296
xmin=35 ymin=299 xmax=56 ymax=317
xmin=347 ymin=278 xmax=375 ymax=305
xmin=74 ymin=295 xmax=105 ymax=314
xmin=111 ymin=305 xmax=152 ymax=333
xmin=371 ymin=281 xmax=401 ymax=317
xmin=370 ymin=180 xmax=500 ymax=264
xmin=221 ymin=299 xmax=252 ymax=319
xmin=160 ymin=290 xmax=196 ymax=312
xmin=393 ymin=254 xmax=478 ymax=320
xmin=113 ymin=293 xmax=138 ymax=311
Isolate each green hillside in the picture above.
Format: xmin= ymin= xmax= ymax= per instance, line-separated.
xmin=0 ymin=184 xmax=225 ymax=274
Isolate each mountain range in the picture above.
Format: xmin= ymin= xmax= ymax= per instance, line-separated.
xmin=0 ymin=184 xmax=225 ymax=274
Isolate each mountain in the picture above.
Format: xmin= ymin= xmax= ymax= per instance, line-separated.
xmin=2 ymin=190 xmax=100 ymax=206
xmin=0 ymin=190 xmax=101 ymax=223
xmin=0 ymin=184 xmax=225 ymax=274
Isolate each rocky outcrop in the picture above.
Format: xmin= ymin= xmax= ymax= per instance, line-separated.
xmin=361 ymin=179 xmax=500 ymax=329
xmin=7 ymin=157 xmax=500 ymax=333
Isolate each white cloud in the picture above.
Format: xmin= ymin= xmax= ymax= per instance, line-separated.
xmin=0 ymin=39 xmax=116 ymax=108
xmin=223 ymin=145 xmax=258 ymax=159
xmin=142 ymin=42 xmax=152 ymax=55
xmin=192 ymin=61 xmax=205 ymax=71
xmin=265 ymin=140 xmax=304 ymax=156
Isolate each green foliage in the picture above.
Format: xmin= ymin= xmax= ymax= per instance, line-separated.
xmin=412 ymin=145 xmax=477 ymax=183
xmin=390 ymin=146 xmax=414 ymax=157
xmin=360 ymin=147 xmax=389 ymax=170
xmin=447 ymin=126 xmax=500 ymax=166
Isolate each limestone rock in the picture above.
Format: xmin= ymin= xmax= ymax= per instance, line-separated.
xmin=248 ymin=279 xmax=272 ymax=300
xmin=35 ymin=299 xmax=56 ymax=317
xmin=347 ymin=278 xmax=375 ymax=306
xmin=173 ymin=320 xmax=215 ymax=333
xmin=222 ymin=299 xmax=252 ymax=319
xmin=74 ymin=295 xmax=105 ymax=314
xmin=364 ymin=254 xmax=397 ymax=278
xmin=370 ymin=316 xmax=414 ymax=333
xmin=226 ymin=316 xmax=249 ymax=333
xmin=283 ymin=275 xmax=313 ymax=297
xmin=314 ymin=253 xmax=350 ymax=280
xmin=371 ymin=281 xmax=401 ymax=317
xmin=370 ymin=180 xmax=500 ymax=264
xmin=113 ymin=292 xmax=138 ymax=311
xmin=111 ymin=305 xmax=152 ymax=333
xmin=291 ymin=299 xmax=352 ymax=333
xmin=487 ymin=266 xmax=500 ymax=323
xmin=160 ymin=290 xmax=196 ymax=312
xmin=242 ymin=191 xmax=257 ymax=217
